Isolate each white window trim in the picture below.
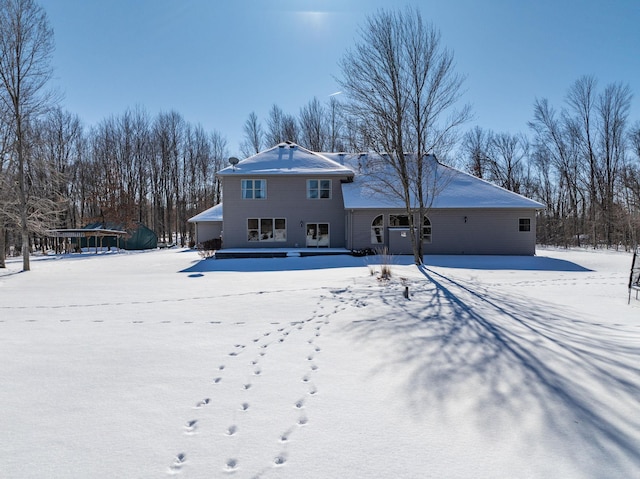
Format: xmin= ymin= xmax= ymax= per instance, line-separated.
xmin=423 ymin=216 xmax=432 ymax=244
xmin=371 ymin=214 xmax=384 ymax=244
xmin=519 ymin=217 xmax=531 ymax=232
xmin=247 ymin=217 xmax=286 ymax=242
xmin=242 ymin=179 xmax=267 ymax=199
xmin=307 ymin=179 xmax=332 ymax=199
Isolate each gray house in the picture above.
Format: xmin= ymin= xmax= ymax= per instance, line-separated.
xmin=189 ymin=142 xmax=545 ymax=255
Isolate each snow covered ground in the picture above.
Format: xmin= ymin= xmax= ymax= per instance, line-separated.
xmin=0 ymin=247 xmax=638 ymax=478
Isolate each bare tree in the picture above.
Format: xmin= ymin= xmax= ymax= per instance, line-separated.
xmin=0 ymin=0 xmax=56 ymax=270
xmin=461 ymin=126 xmax=489 ymax=178
xmin=565 ymin=75 xmax=599 ymax=246
xmin=240 ymin=111 xmax=262 ymax=157
xmin=265 ymin=104 xmax=285 ymax=146
xmin=327 ymin=96 xmax=345 ymax=152
xmin=338 ymin=6 xmax=470 ymax=264
xmin=0 ymin=119 xmax=14 ymax=266
xmin=486 ymin=131 xmax=528 ymax=194
xmin=299 ymin=97 xmax=327 ymax=151
xmin=596 ymin=82 xmax=632 ymax=245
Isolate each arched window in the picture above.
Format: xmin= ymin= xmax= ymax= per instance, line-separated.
xmin=371 ymin=215 xmax=384 ymax=244
xmin=423 ymin=216 xmax=432 ymax=243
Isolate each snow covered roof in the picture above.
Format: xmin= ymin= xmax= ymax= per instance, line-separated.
xmin=340 ymin=154 xmax=545 ymax=210
xmin=217 ymin=142 xmax=354 ymax=177
xmin=188 ymin=203 xmax=223 ymax=222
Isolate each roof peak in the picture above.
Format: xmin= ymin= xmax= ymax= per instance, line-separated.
xmin=218 ymin=142 xmax=354 ymax=176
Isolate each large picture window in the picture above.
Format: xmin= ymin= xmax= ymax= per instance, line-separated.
xmin=307 ymin=179 xmax=331 ymax=199
xmin=242 ymin=179 xmax=266 ymax=199
xmin=247 ymin=218 xmax=286 ymax=241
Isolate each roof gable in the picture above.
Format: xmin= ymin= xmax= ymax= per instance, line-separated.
xmin=217 ymin=142 xmax=354 ymax=176
xmin=188 ymin=203 xmax=223 ymax=222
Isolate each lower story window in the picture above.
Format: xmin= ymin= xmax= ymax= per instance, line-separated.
xmin=248 ymin=218 xmax=286 ymax=242
xmin=371 ymin=214 xmax=384 ymax=244
xmin=519 ymin=218 xmax=531 ymax=232
xmin=423 ymin=216 xmax=432 ymax=243
xmin=389 ymin=214 xmax=410 ymax=227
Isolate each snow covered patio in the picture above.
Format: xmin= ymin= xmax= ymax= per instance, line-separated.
xmin=1 ymin=248 xmax=638 ymax=478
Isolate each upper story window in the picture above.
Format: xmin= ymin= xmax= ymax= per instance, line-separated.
xmin=307 ymin=179 xmax=331 ymax=199
xmin=242 ymin=179 xmax=266 ymax=199
xmin=519 ymin=218 xmax=531 ymax=232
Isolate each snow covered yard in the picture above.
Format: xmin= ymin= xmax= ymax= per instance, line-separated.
xmin=0 ymin=247 xmax=638 ymax=478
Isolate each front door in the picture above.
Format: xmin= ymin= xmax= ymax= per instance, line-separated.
xmin=306 ymin=223 xmax=329 ymax=247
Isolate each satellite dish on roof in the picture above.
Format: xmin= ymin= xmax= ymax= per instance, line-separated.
xmin=229 ymin=157 xmax=239 ymax=170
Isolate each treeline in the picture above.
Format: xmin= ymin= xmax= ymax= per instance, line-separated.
xmin=460 ymin=76 xmax=640 ymax=249
xmin=1 ymin=75 xmax=640 ymax=255
xmin=1 ymin=107 xmax=227 ymax=248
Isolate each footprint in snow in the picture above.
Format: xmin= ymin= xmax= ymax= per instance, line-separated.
xmin=195 ymin=398 xmax=210 ymax=408
xmin=243 ymin=383 xmax=252 ymax=390
xmin=294 ymin=398 xmax=305 ymax=409
xmin=169 ymin=453 xmax=186 ymax=472
xmin=226 ymin=425 xmax=237 ymax=436
xmin=240 ymin=402 xmax=250 ymax=411
xmin=213 ymin=377 xmax=222 ymax=384
xmin=297 ymin=415 xmax=308 ymax=426
xmin=273 ymin=454 xmax=287 ymax=466
xmin=184 ymin=419 xmax=198 ymax=434
xmin=224 ymin=458 xmax=238 ymax=472
xmin=280 ymin=429 xmax=293 ymax=443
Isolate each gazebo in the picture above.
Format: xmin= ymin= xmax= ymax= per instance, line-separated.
xmin=46 ymin=227 xmax=128 ymax=253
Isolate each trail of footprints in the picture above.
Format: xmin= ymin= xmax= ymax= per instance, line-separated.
xmin=169 ymin=293 xmax=348 ymax=476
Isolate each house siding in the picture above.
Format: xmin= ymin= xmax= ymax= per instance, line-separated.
xmin=348 ymin=208 xmax=537 ymax=255
xmin=222 ymin=175 xmax=349 ymax=248
xmin=194 ymin=222 xmax=222 ymax=244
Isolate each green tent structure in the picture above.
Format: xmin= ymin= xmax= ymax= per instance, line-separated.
xmin=117 ymin=223 xmax=158 ymax=250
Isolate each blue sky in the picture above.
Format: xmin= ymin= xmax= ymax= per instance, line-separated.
xmin=45 ymin=0 xmax=639 ymax=157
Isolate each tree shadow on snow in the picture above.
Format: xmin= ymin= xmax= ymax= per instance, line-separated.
xmin=344 ymin=265 xmax=638 ymax=476
xmin=180 ymin=253 xmax=589 ymax=274
xmin=180 ymin=254 xmax=416 ymax=273
xmin=422 ymin=254 xmax=592 ymax=271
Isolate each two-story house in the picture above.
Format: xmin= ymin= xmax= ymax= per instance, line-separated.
xmin=189 ymin=142 xmax=545 ymax=256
